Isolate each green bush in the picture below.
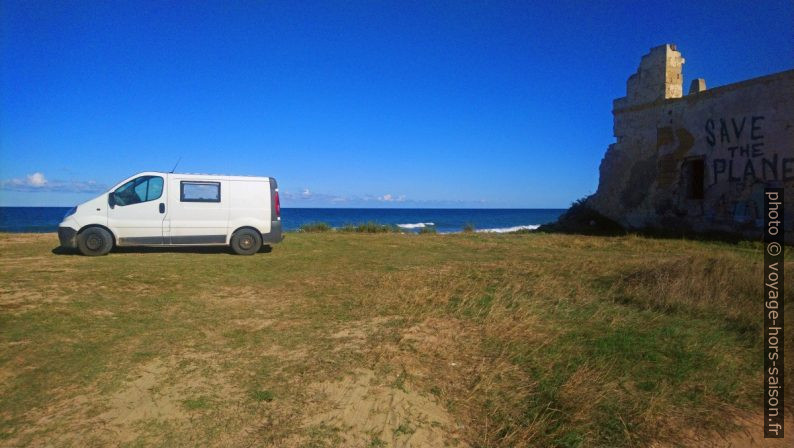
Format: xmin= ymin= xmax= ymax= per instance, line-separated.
xmin=338 ymin=223 xmax=356 ymax=232
xmin=299 ymin=222 xmax=332 ymax=233
xmin=250 ymin=390 xmax=274 ymax=402
xmin=418 ymin=226 xmax=437 ymax=234
xmin=354 ymin=221 xmax=396 ymax=233
xmin=302 ymin=221 xmax=400 ymax=233
xmin=538 ymin=196 xmax=624 ymax=236
xmin=462 ymin=223 xmax=476 ymax=233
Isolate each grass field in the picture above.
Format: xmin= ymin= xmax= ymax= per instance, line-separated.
xmin=0 ymin=232 xmax=791 ymax=447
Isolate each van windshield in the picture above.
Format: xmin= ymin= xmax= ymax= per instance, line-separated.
xmin=114 ymin=176 xmax=164 ymax=206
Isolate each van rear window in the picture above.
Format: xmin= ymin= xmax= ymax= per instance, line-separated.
xmin=180 ymin=181 xmax=221 ymax=202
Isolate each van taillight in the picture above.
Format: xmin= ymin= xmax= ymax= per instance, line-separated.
xmin=274 ymin=191 xmax=281 ymax=218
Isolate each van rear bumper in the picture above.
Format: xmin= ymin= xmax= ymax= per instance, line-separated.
xmin=261 ymin=220 xmax=283 ymax=244
xmin=58 ymin=227 xmax=78 ymax=248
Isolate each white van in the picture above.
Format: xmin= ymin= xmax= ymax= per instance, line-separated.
xmin=58 ymin=172 xmax=282 ymax=256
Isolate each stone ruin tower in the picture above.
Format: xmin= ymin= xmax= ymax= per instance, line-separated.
xmin=617 ymin=44 xmax=685 ymax=108
xmin=587 ymin=44 xmax=794 ymax=241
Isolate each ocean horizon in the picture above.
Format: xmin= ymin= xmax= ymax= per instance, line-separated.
xmin=0 ymin=206 xmax=565 ymax=234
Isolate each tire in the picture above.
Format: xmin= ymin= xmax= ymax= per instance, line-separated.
xmin=77 ymin=227 xmax=113 ymax=256
xmin=231 ymin=229 xmax=262 ymax=255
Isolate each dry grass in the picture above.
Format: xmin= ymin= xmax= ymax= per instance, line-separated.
xmin=0 ymin=232 xmax=791 ymax=447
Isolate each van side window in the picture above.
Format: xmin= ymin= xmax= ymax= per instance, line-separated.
xmin=114 ymin=176 xmax=164 ymax=206
xmin=181 ymin=181 xmax=221 ymax=202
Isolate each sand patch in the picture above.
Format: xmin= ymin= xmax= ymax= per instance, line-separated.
xmin=97 ymin=359 xmax=186 ymax=441
xmin=289 ymin=317 xmax=474 ymax=446
xmin=396 ymin=317 xmax=544 ymax=446
xmin=330 ymin=326 xmax=367 ymax=340
xmin=650 ymin=411 xmax=793 ymax=447
xmin=231 ymin=317 xmax=275 ymax=331
xmin=94 ymin=353 xmax=246 ymax=443
xmin=5 ymin=352 xmax=243 ymax=446
xmin=329 ymin=316 xmax=397 ymax=352
xmin=304 ymin=368 xmax=466 ymax=447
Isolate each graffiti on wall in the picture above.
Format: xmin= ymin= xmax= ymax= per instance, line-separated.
xmin=707 ymin=116 xmax=794 ymax=183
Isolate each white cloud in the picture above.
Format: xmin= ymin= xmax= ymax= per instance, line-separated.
xmin=281 ymin=188 xmax=347 ymax=204
xmin=378 ymin=194 xmax=406 ymax=202
xmin=26 ymin=172 xmax=47 ymax=187
xmin=282 ymin=187 xmax=490 ymax=207
xmin=0 ymin=172 xmax=106 ymax=193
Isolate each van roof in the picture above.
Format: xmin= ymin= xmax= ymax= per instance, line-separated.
xmin=139 ymin=172 xmax=274 ymax=181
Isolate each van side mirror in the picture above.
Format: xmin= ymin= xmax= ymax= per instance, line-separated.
xmin=108 ymin=192 xmax=116 ymax=208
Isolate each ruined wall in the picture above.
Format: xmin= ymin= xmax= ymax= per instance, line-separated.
xmin=589 ymin=44 xmax=794 ymax=240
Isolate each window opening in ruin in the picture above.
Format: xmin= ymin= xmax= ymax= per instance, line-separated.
xmin=684 ymin=158 xmax=705 ymax=200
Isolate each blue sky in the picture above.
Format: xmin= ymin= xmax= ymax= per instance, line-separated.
xmin=1 ymin=1 xmax=792 ymax=207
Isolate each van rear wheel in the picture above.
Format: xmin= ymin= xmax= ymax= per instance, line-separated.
xmin=77 ymin=227 xmax=113 ymax=256
xmin=231 ymin=229 xmax=262 ymax=255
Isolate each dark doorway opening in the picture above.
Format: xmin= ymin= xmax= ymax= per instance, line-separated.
xmin=684 ymin=158 xmax=705 ymax=199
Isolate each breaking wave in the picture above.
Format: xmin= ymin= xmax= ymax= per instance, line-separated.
xmin=476 ymin=224 xmax=540 ymax=233
xmin=397 ymin=222 xmax=435 ymax=229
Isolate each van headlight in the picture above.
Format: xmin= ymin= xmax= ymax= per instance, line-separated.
xmin=64 ymin=206 xmax=77 ymax=218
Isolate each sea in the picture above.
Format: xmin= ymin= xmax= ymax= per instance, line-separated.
xmin=0 ymin=207 xmax=565 ymax=234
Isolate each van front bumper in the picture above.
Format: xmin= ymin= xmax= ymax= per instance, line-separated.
xmin=58 ymin=227 xmax=78 ymax=248
xmin=262 ymin=220 xmax=283 ymax=244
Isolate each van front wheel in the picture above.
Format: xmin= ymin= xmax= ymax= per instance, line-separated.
xmin=77 ymin=227 xmax=113 ymax=256
xmin=231 ymin=229 xmax=262 ymax=255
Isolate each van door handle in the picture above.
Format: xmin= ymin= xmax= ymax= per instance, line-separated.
xmin=159 ymin=203 xmax=165 ymax=214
